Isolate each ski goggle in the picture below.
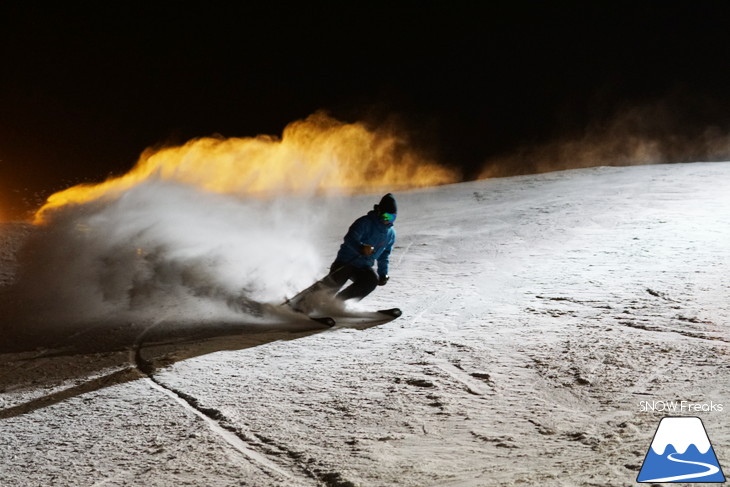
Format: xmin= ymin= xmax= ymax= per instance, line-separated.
xmin=381 ymin=212 xmax=397 ymax=223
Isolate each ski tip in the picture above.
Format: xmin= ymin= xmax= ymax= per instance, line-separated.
xmin=311 ymin=316 xmax=336 ymax=327
xmin=378 ymin=308 xmax=402 ymax=318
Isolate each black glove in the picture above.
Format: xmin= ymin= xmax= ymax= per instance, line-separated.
xmin=378 ymin=274 xmax=389 ymax=286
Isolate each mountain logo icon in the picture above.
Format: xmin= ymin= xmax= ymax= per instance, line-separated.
xmin=638 ymin=416 xmax=726 ymax=483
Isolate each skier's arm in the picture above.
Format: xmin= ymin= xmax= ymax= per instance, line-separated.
xmin=376 ymin=231 xmax=396 ymax=278
xmin=343 ymin=218 xmax=372 ymax=256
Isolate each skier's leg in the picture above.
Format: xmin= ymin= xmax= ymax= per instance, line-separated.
xmin=289 ymin=262 xmax=352 ymax=312
xmin=336 ymin=267 xmax=378 ymax=301
xmin=301 ymin=262 xmax=351 ymax=298
xmin=324 ymin=261 xmax=353 ymax=291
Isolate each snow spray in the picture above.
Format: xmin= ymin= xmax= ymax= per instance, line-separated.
xmin=2 ymin=181 xmax=326 ymax=326
xmin=1 ymin=112 xmax=455 ymax=335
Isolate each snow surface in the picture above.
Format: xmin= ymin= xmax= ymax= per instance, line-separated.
xmin=1 ymin=162 xmax=729 ymax=486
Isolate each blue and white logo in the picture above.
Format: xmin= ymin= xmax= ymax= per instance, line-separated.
xmin=638 ymin=417 xmax=725 ymax=483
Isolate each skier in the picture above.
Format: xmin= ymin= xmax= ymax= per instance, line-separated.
xmin=326 ymin=193 xmax=397 ymax=302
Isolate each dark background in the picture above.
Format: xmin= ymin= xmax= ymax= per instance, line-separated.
xmin=2 ymin=1 xmax=730 ymax=219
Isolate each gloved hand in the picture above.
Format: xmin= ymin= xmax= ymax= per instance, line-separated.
xmin=378 ymin=274 xmax=389 ymax=286
xmin=360 ymin=244 xmax=375 ymax=256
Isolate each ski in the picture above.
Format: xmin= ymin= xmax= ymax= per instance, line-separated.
xmin=377 ymin=308 xmax=402 ymax=318
xmin=280 ymin=301 xmax=336 ymax=327
xmin=319 ymin=307 xmax=402 ymax=327
xmin=308 ymin=315 xmax=336 ymax=327
xmin=288 ymin=308 xmax=336 ymax=327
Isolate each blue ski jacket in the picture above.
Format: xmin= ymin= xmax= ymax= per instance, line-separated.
xmin=335 ymin=210 xmax=396 ymax=278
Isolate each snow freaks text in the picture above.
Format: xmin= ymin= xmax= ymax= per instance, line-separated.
xmin=638 ymin=401 xmax=724 ymax=413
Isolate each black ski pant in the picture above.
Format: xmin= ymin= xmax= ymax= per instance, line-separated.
xmin=325 ymin=261 xmax=379 ymax=301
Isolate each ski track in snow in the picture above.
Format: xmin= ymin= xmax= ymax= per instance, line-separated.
xmin=130 ymin=321 xmax=302 ymax=483
xmin=1 ymin=162 xmax=730 ymax=486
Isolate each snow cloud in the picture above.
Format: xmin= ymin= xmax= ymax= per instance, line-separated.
xmin=3 ymin=111 xmax=452 ymax=336
xmin=2 ymin=181 xmax=327 ymax=328
xmin=480 ymin=99 xmax=730 ymax=178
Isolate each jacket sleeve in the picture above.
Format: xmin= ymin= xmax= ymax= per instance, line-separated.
xmin=342 ymin=217 xmax=370 ymax=256
xmin=376 ymin=229 xmax=396 ymax=277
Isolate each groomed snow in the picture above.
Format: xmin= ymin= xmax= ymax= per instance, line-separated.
xmin=1 ymin=162 xmax=728 ymax=486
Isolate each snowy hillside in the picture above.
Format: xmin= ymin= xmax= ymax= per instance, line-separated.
xmin=1 ymin=162 xmax=729 ymax=486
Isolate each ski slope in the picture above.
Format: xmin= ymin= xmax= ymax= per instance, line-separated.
xmin=1 ymin=162 xmax=729 ymax=486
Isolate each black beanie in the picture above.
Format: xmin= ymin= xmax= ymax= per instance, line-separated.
xmin=378 ymin=193 xmax=397 ymax=214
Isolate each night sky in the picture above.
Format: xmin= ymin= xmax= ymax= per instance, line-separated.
xmin=2 ymin=2 xmax=730 ymax=219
